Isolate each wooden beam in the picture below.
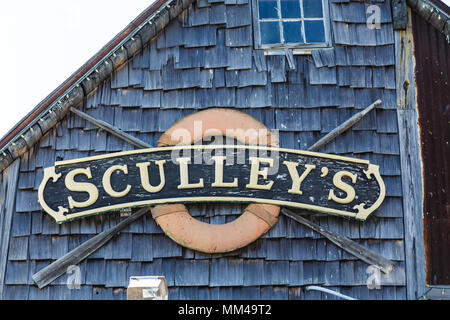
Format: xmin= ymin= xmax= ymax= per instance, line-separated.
xmin=282 ymin=208 xmax=394 ymax=274
xmin=32 ymin=207 xmax=150 ymax=289
xmin=395 ymin=8 xmax=427 ymax=300
xmin=392 ymin=0 xmax=408 ymax=30
xmin=70 ymin=107 xmax=151 ymax=149
xmin=0 ymin=159 xmax=21 ymax=299
xmin=307 ymin=99 xmax=382 ymax=152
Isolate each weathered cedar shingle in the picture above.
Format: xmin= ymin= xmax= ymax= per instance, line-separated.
xmin=309 ymin=65 xmax=337 ymax=85
xmin=349 ymin=24 xmax=377 ymax=46
xmin=227 ymin=47 xmax=253 ymax=70
xmin=324 ymin=261 xmax=340 ymax=286
xmin=232 ymin=286 xmax=260 ymax=300
xmin=111 ymin=64 xmax=129 ymax=89
xmin=240 ymin=239 xmax=266 ymax=258
xmin=175 ymin=260 xmax=209 ymax=286
xmin=339 ymin=2 xmax=367 ymax=23
xmin=5 ymin=261 xmax=29 ymax=285
xmin=188 ymin=6 xmax=210 ymax=27
xmin=376 ymin=197 xmax=403 ymax=218
xmin=290 ymin=239 xmax=316 ymax=261
xmin=210 ymin=3 xmax=227 ymax=24
xmin=2 ymin=285 xmax=29 ymax=300
xmin=333 ymin=22 xmax=350 ymax=45
xmin=152 ymin=234 xmax=183 ymax=258
xmin=30 ymin=212 xmax=42 ymax=235
xmin=105 ymin=261 xmax=128 ymax=287
xmin=183 ymin=25 xmax=217 ymax=48
xmin=267 ymin=56 xmax=286 ymax=83
xmin=8 ymin=237 xmax=28 ymax=261
xmin=210 ymin=258 xmax=243 ymax=286
xmin=238 ymin=68 xmax=267 ymax=87
xmin=85 ymin=259 xmax=106 ymax=285
xmin=243 ymin=259 xmax=264 ymax=286
xmin=29 ymin=235 xmax=52 ymax=260
xmin=143 ymin=70 xmax=163 ymax=90
xmin=287 ymin=217 xmax=315 ymax=239
xmin=264 ymin=214 xmax=287 ymax=238
xmin=11 ymin=212 xmax=31 ymax=237
xmin=104 ymin=233 xmax=132 ymax=260
xmin=28 ymin=286 xmax=51 ymax=300
xmin=92 ymin=287 xmax=114 ymax=300
xmin=225 ymin=4 xmax=250 ymax=28
xmin=7 ymin=0 xmax=407 ymax=300
xmin=177 ymin=47 xmax=205 ymax=69
xmin=375 ymin=24 xmax=395 ymax=45
xmin=261 ymin=286 xmax=289 ymax=300
xmin=225 ymin=26 xmax=252 ymax=47
xmin=264 ymin=261 xmax=289 ymax=285
xmin=131 ymin=235 xmax=153 ymax=262
xmin=375 ymin=45 xmax=395 ymax=66
xmin=51 ymin=236 xmax=68 ymax=259
xmin=265 ymin=239 xmax=291 ymax=261
xmin=276 ymin=109 xmax=303 ymax=131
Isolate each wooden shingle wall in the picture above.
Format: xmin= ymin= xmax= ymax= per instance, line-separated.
xmin=2 ymin=0 xmax=407 ymax=300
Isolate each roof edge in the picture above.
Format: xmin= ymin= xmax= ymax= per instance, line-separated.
xmin=407 ymin=0 xmax=450 ymax=41
xmin=0 ymin=0 xmax=195 ymax=172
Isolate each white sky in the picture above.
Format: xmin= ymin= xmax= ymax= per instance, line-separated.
xmin=0 ymin=0 xmax=449 ymax=140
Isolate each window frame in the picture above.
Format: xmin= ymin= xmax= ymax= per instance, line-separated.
xmin=252 ymin=0 xmax=333 ymax=51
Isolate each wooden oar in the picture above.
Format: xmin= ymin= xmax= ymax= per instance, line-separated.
xmin=282 ymin=208 xmax=394 ymax=274
xmin=32 ymin=207 xmax=150 ymax=289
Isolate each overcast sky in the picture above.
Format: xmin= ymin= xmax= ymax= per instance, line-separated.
xmin=0 ymin=0 xmax=449 ymax=140
xmin=0 ymin=0 xmax=153 ymax=139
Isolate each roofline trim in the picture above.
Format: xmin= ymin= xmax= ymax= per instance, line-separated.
xmin=0 ymin=0 xmax=195 ymax=172
xmin=0 ymin=0 xmax=172 ymax=148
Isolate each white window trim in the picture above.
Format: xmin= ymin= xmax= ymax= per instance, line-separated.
xmin=251 ymin=0 xmax=333 ymax=54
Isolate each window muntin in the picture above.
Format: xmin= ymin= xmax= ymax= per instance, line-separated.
xmin=256 ymin=0 xmax=330 ymax=48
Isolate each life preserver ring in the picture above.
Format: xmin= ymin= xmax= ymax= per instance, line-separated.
xmin=151 ymin=108 xmax=280 ymax=253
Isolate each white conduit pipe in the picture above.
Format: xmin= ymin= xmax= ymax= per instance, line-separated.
xmin=306 ymin=286 xmax=357 ymax=300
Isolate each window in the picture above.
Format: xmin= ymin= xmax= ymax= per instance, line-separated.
xmin=255 ymin=0 xmax=331 ymax=50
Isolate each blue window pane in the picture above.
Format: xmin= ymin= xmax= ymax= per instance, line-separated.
xmin=303 ymin=0 xmax=323 ymax=18
xmin=259 ymin=0 xmax=279 ymax=19
xmin=282 ymin=21 xmax=303 ymax=43
xmin=260 ymin=21 xmax=281 ymax=44
xmin=304 ymin=20 xmax=325 ymax=43
xmin=280 ymin=0 xmax=301 ymax=18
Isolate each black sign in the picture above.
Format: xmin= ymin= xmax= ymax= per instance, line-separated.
xmin=38 ymin=145 xmax=385 ymax=223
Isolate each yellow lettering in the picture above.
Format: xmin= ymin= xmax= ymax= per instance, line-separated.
xmin=283 ymin=162 xmax=316 ymax=195
xmin=136 ymin=161 xmax=167 ymax=193
xmin=176 ymin=157 xmax=204 ymax=189
xmin=328 ymin=171 xmax=358 ymax=204
xmin=211 ymin=156 xmax=238 ymax=188
xmin=246 ymin=157 xmax=274 ymax=190
xmin=65 ymin=168 xmax=99 ymax=209
xmin=102 ymin=165 xmax=131 ymax=198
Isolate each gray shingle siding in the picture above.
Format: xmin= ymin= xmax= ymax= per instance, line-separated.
xmin=2 ymin=0 xmax=406 ymax=300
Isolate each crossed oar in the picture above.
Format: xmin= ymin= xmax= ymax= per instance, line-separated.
xmin=33 ymin=100 xmax=392 ymax=289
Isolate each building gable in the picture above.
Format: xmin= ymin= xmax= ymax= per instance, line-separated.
xmin=0 ymin=0 xmax=412 ymax=300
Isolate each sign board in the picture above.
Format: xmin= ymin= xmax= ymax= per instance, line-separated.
xmin=38 ymin=145 xmax=385 ymax=223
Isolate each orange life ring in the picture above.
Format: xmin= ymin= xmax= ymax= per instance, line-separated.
xmin=151 ymin=108 xmax=280 ymax=253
